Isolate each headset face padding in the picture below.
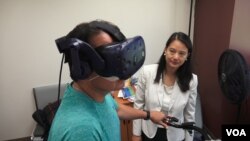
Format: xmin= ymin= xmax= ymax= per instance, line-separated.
xmin=218 ymin=49 xmax=250 ymax=104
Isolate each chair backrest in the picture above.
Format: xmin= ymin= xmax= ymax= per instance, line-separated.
xmin=33 ymin=83 xmax=67 ymax=110
xmin=195 ymin=93 xmax=203 ymax=128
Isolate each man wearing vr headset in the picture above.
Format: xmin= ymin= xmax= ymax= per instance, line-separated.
xmin=48 ymin=20 xmax=168 ymax=141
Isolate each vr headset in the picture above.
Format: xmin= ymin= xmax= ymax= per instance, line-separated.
xmin=55 ymin=36 xmax=145 ymax=81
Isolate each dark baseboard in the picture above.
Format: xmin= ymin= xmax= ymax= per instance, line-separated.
xmin=5 ymin=137 xmax=31 ymax=141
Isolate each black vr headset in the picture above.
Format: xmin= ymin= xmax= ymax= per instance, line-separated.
xmin=55 ymin=22 xmax=145 ymax=81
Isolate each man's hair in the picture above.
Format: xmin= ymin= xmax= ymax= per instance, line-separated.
xmin=66 ymin=20 xmax=125 ymax=43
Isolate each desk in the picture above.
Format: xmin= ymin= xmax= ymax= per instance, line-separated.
xmin=112 ymin=91 xmax=133 ymax=105
xmin=112 ymin=91 xmax=133 ymax=141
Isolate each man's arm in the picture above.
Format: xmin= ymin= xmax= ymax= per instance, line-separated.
xmin=117 ymin=103 xmax=167 ymax=128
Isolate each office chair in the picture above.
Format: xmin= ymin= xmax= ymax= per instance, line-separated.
xmin=31 ymin=83 xmax=66 ymax=141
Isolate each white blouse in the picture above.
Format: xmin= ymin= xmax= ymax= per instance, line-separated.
xmin=161 ymin=85 xmax=174 ymax=115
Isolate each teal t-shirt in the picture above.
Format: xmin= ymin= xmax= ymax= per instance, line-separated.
xmin=48 ymin=84 xmax=120 ymax=141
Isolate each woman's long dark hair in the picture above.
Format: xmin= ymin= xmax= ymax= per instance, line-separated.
xmin=154 ymin=32 xmax=193 ymax=92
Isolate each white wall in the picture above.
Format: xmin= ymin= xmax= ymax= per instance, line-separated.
xmin=0 ymin=0 xmax=193 ymax=140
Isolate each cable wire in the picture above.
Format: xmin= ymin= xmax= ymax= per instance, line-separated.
xmin=57 ymin=54 xmax=65 ymax=106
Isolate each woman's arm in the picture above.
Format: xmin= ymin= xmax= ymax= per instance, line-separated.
xmin=131 ymin=135 xmax=142 ymax=141
xmin=184 ymin=74 xmax=198 ymax=141
xmin=132 ymin=66 xmax=147 ymax=137
xmin=184 ymin=74 xmax=198 ymax=122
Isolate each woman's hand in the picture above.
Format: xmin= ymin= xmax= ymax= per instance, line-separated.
xmin=150 ymin=111 xmax=168 ymax=128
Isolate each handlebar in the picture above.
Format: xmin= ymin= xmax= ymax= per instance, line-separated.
xmin=166 ymin=116 xmax=211 ymax=140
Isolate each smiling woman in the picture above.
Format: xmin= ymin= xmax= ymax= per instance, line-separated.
xmin=132 ymin=32 xmax=197 ymax=141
